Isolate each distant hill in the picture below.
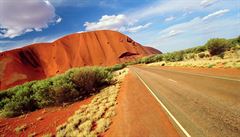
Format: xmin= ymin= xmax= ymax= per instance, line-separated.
xmin=0 ymin=30 xmax=160 ymax=90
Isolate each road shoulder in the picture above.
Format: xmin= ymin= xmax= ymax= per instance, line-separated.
xmin=105 ymin=71 xmax=179 ymax=137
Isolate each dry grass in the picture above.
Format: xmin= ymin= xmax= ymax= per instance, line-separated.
xmin=148 ymin=50 xmax=240 ymax=69
xmin=15 ymin=124 xmax=27 ymax=133
xmin=28 ymin=132 xmax=36 ymax=137
xmin=36 ymin=116 xmax=43 ymax=121
xmin=56 ymin=68 xmax=128 ymax=137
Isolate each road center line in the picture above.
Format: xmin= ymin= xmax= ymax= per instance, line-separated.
xmin=133 ymin=69 xmax=191 ymax=137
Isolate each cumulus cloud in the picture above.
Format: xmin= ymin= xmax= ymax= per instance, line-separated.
xmin=200 ymin=0 xmax=218 ymax=7
xmin=164 ymin=16 xmax=176 ymax=22
xmin=84 ymin=14 xmax=150 ymax=33
xmin=202 ymin=9 xmax=230 ymax=21
xmin=0 ymin=0 xmax=61 ymax=38
xmin=84 ymin=14 xmax=128 ymax=31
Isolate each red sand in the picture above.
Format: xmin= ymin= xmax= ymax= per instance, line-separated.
xmin=0 ymin=97 xmax=92 ymax=137
xmin=0 ymin=30 xmax=160 ymax=90
xmin=105 ymin=71 xmax=180 ymax=137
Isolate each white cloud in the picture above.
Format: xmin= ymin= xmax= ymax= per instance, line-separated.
xmin=0 ymin=0 xmax=61 ymax=38
xmin=84 ymin=14 xmax=150 ymax=33
xmin=77 ymin=31 xmax=86 ymax=33
xmin=200 ymin=0 xmax=218 ymax=7
xmin=161 ymin=30 xmax=184 ymax=38
xmin=202 ymin=9 xmax=230 ymax=21
xmin=49 ymin=0 xmax=94 ymax=7
xmin=56 ymin=17 xmax=62 ymax=23
xmin=128 ymin=0 xmax=202 ymax=20
xmin=127 ymin=23 xmax=152 ymax=33
xmin=164 ymin=16 xmax=176 ymax=22
xmin=148 ymin=15 xmax=240 ymax=52
xmin=0 ymin=40 xmax=15 ymax=44
xmin=84 ymin=14 xmax=128 ymax=31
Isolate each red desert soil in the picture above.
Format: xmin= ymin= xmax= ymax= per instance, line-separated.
xmin=104 ymin=71 xmax=180 ymax=137
xmin=0 ymin=30 xmax=160 ymax=90
xmin=158 ymin=66 xmax=240 ymax=79
xmin=0 ymin=97 xmax=92 ymax=137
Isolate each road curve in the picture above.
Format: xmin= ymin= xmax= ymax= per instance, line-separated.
xmin=130 ymin=66 xmax=240 ymax=137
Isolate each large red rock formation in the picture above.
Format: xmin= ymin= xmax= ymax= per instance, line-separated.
xmin=0 ymin=30 xmax=160 ymax=90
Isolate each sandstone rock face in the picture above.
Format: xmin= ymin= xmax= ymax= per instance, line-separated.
xmin=0 ymin=30 xmax=160 ymax=90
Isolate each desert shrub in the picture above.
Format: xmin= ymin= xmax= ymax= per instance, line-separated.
xmin=218 ymin=52 xmax=225 ymax=59
xmin=71 ymin=67 xmax=112 ymax=92
xmin=230 ymin=36 xmax=240 ymax=46
xmin=106 ymin=63 xmax=127 ymax=72
xmin=137 ymin=56 xmax=152 ymax=64
xmin=0 ymin=67 xmax=113 ymax=117
xmin=125 ymin=61 xmax=138 ymax=66
xmin=149 ymin=54 xmax=163 ymax=63
xmin=205 ymin=38 xmax=232 ymax=56
xmin=188 ymin=53 xmax=195 ymax=59
xmin=1 ymin=84 xmax=38 ymax=117
xmin=135 ymin=54 xmax=163 ymax=64
xmin=194 ymin=46 xmax=207 ymax=53
xmin=163 ymin=51 xmax=184 ymax=62
xmin=184 ymin=45 xmax=207 ymax=54
xmin=135 ymin=53 xmax=180 ymax=63
xmin=32 ymin=80 xmax=55 ymax=107
xmin=198 ymin=53 xmax=205 ymax=58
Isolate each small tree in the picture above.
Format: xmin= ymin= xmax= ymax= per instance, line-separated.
xmin=205 ymin=38 xmax=231 ymax=56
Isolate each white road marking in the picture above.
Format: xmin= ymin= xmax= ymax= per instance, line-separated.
xmin=133 ymin=69 xmax=191 ymax=137
xmin=168 ymin=78 xmax=177 ymax=83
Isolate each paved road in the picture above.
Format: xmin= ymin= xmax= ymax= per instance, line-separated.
xmin=130 ymin=66 xmax=240 ymax=137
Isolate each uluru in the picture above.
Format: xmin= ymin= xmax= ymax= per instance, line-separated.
xmin=0 ymin=30 xmax=160 ymax=90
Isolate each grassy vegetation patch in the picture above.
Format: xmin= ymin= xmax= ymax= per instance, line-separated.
xmin=138 ymin=36 xmax=240 ymax=68
xmin=56 ymin=84 xmax=119 ymax=137
xmin=56 ymin=69 xmax=128 ymax=137
xmin=0 ymin=66 xmax=125 ymax=117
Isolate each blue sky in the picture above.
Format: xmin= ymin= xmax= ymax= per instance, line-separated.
xmin=0 ymin=0 xmax=239 ymax=53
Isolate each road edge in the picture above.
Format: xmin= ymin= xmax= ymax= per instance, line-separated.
xmin=132 ymin=69 xmax=191 ymax=137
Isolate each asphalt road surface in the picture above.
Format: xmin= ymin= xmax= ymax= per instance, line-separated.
xmin=130 ymin=66 xmax=240 ymax=137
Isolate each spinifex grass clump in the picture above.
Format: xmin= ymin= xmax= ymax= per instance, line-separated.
xmin=0 ymin=67 xmax=114 ymax=117
xmin=56 ymin=84 xmax=120 ymax=137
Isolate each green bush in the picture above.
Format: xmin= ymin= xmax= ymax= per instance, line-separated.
xmin=205 ymin=38 xmax=232 ymax=56
xmin=198 ymin=53 xmax=205 ymax=58
xmin=163 ymin=51 xmax=184 ymax=62
xmin=106 ymin=63 xmax=127 ymax=72
xmin=136 ymin=54 xmax=163 ymax=64
xmin=184 ymin=45 xmax=207 ymax=54
xmin=230 ymin=36 xmax=240 ymax=46
xmin=0 ymin=67 xmax=113 ymax=117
